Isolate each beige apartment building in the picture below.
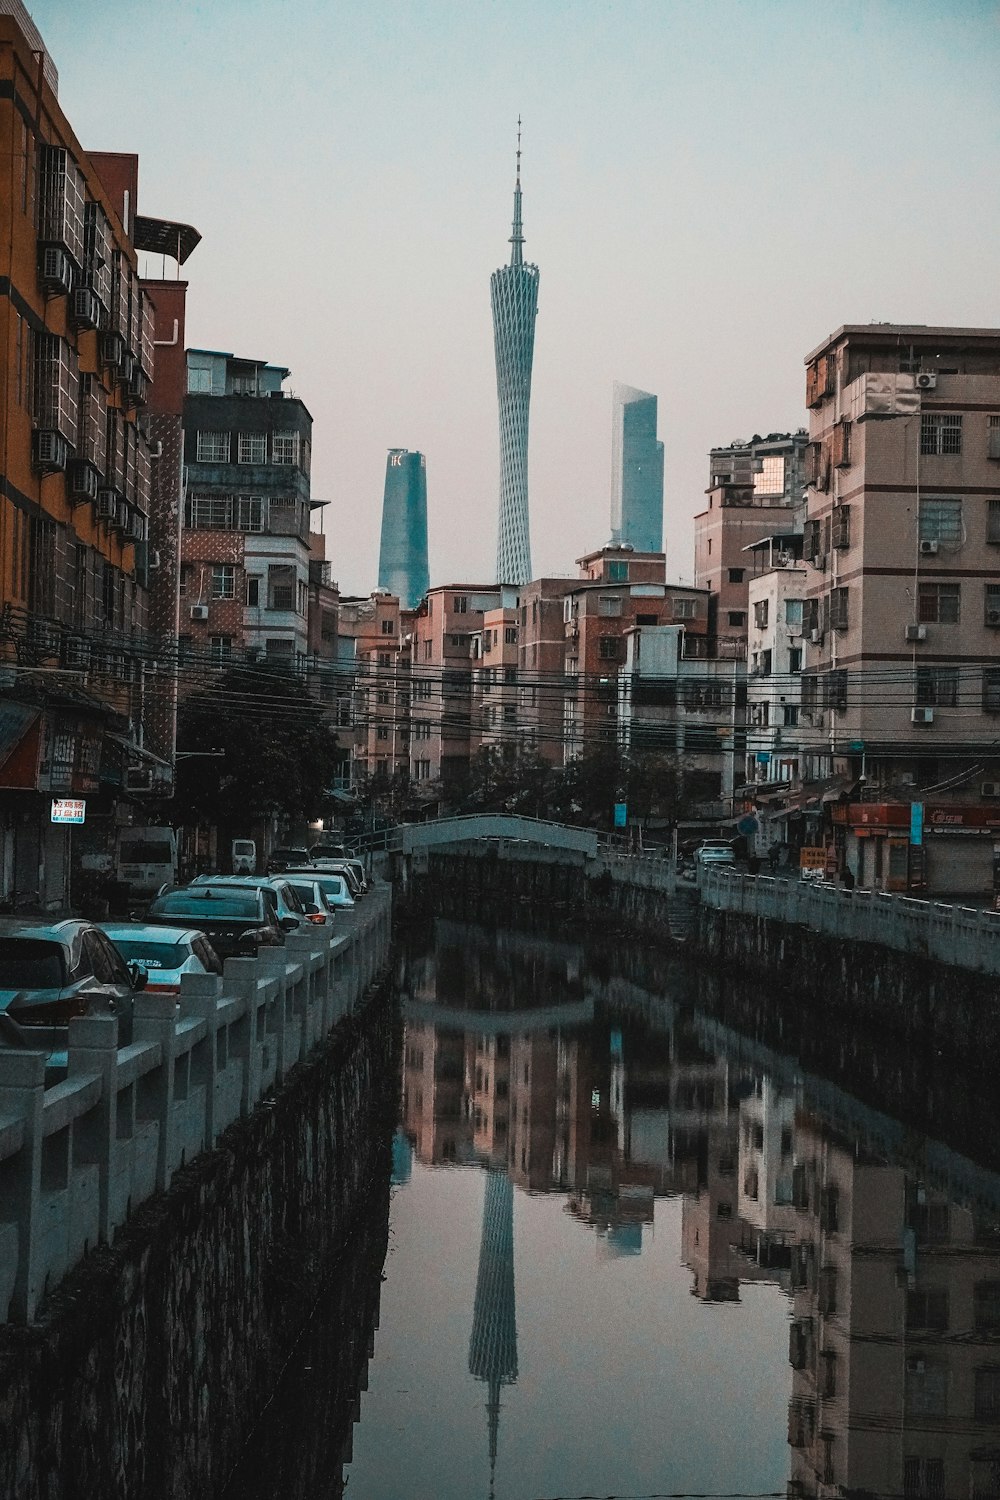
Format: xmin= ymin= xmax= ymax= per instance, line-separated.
xmin=470 ymin=604 xmax=520 ymax=754
xmin=798 ymin=324 xmax=1000 ymax=893
xmin=337 ymin=591 xmax=410 ymax=789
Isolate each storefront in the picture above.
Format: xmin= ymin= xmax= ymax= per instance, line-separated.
xmin=832 ymin=802 xmax=1000 ymax=898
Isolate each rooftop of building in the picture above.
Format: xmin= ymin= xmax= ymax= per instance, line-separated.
xmin=806 ymin=323 xmax=1000 ymax=363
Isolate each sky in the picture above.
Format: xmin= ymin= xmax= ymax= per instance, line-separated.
xmin=28 ymin=0 xmax=1000 ymax=595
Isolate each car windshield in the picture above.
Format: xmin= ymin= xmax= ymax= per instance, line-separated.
xmin=0 ymin=937 xmax=66 ymax=988
xmin=152 ymin=891 xmax=260 ymax=919
xmin=273 ymin=849 xmax=308 ymax=861
xmin=109 ymin=940 xmax=188 ymax=969
xmin=119 ymin=839 xmax=174 ymax=863
xmin=288 ymin=883 xmax=318 ymax=904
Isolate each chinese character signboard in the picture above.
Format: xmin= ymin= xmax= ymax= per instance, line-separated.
xmin=51 ymin=798 xmax=86 ymax=825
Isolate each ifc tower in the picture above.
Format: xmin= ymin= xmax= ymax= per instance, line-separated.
xmin=491 ymin=122 xmax=539 ymax=586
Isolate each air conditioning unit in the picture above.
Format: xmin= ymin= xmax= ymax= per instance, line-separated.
xmin=96 ymin=488 xmax=117 ymax=521
xmin=987 ymin=609 xmax=1000 ymax=628
xmin=125 ymin=509 xmax=146 ymax=541
xmin=904 ymin=624 xmax=927 ymax=643
xmin=40 ymin=246 xmax=72 ymax=295
xmin=810 ymin=627 xmax=823 ymax=644
xmin=919 ymin=539 xmax=939 ymax=556
xmin=108 ymin=497 xmax=127 ymax=530
xmin=72 ymin=286 xmax=101 ymax=330
xmin=915 ymin=372 xmax=938 ymax=391
xmin=124 ymin=767 xmax=154 ymax=793
xmin=981 ymin=782 xmax=1000 ymax=799
xmin=190 ymin=604 xmax=209 ymax=622
xmin=33 ymin=429 xmax=68 ymax=473
xmin=68 ymin=461 xmax=98 ymax=502
xmin=101 ymin=332 xmax=124 ymax=366
xmin=911 ymin=706 xmax=935 ymax=725
xmin=127 ymin=369 xmax=148 ymax=407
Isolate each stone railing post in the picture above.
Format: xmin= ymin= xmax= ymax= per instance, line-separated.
xmin=66 ymin=1014 xmax=121 ymax=1245
xmin=179 ymin=973 xmax=224 ymax=1143
xmin=132 ymin=992 xmax=180 ymax=1190
xmin=0 ymin=1051 xmax=47 ymax=1322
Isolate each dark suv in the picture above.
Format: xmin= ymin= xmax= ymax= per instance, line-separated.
xmin=0 ymin=917 xmax=147 ymax=1060
xmin=145 ymin=885 xmax=284 ymax=959
xmin=266 ymin=846 xmax=311 ymax=875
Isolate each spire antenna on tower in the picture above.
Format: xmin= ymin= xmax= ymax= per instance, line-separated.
xmin=509 ymin=117 xmax=524 ymax=268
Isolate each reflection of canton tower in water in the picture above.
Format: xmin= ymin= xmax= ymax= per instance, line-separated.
xmin=491 ymin=120 xmax=539 ymax=586
xmin=468 ymin=1170 xmax=518 ymax=1498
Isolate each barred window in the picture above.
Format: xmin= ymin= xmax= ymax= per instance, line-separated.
xmin=238 ymin=432 xmax=266 ymax=464
xmin=919 ymin=498 xmax=962 ymax=544
xmin=988 ymin=499 xmax=1000 ymax=544
xmin=196 ymin=430 xmax=230 ymax=462
xmin=271 ymin=431 xmax=300 ymax=466
xmin=918 ymin=582 xmax=960 ymax=623
xmin=829 ymin=587 xmax=849 ymax=631
xmin=920 ymin=414 xmax=962 ymax=456
xmin=916 ymin=667 xmax=958 ymax=707
xmin=983 ymin=668 xmax=1000 ymax=713
xmin=598 ymin=637 xmax=620 ymax=660
xmin=211 ymin=565 xmax=235 ymax=600
xmin=234 ymin=496 xmax=264 ymax=531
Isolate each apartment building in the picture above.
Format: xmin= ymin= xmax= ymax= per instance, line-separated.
xmin=337 ymin=591 xmax=409 ymax=790
xmin=180 ymin=349 xmax=318 ymax=671
xmin=0 ymin=6 xmax=194 ymax=905
xmin=798 ymin=324 xmax=1000 ymax=894
xmin=744 ymin=553 xmax=810 ymax=788
xmin=617 ymin=625 xmax=746 ymax=817
xmin=561 ymin=546 xmax=709 ymax=764
xmin=514 ymin=577 xmax=576 ymax=761
xmin=694 ymin=431 xmax=808 ymax=647
xmin=470 ymin=603 xmax=520 ymax=753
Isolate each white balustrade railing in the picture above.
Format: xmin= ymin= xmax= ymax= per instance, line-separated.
xmin=699 ymin=869 xmax=1000 ymax=976
xmin=0 ymin=885 xmax=392 ymax=1324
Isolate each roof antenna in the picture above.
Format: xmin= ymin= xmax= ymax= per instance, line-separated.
xmin=509 ymin=116 xmax=524 ymax=267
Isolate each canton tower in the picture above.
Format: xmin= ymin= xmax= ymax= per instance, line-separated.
xmin=491 ymin=121 xmax=539 ymax=586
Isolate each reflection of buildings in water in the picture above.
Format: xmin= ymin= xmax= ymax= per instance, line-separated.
xmin=786 ymin=1117 xmax=1000 ymax=1499
xmin=402 ymin=1019 xmax=473 ymax=1165
xmin=466 ymin=1031 xmax=511 ymax=1168
xmin=468 ymin=1170 xmax=518 ymax=1500
xmin=737 ymin=1080 xmax=798 ymax=1263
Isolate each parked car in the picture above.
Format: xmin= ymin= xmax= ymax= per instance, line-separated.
xmin=285 ymin=870 xmax=355 ymax=910
xmin=308 ymin=858 xmax=365 ymax=896
xmin=0 ymin=918 xmax=148 ymax=1069
xmin=99 ymin=923 xmax=223 ymax=994
xmin=694 ymin=840 xmax=737 ymax=868
xmin=231 ymin=839 xmax=256 ymax=875
xmin=283 ymin=877 xmax=337 ymax=928
xmin=309 ymin=842 xmax=348 ymax=861
xmin=144 ymin=886 xmax=286 ymax=959
xmin=190 ymin=874 xmax=308 ymax=930
xmin=266 ymin=846 xmax=311 ymax=874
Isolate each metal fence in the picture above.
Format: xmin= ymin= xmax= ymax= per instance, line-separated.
xmin=699 ymin=868 xmax=1000 ymax=976
xmin=0 ymin=886 xmax=392 ymax=1323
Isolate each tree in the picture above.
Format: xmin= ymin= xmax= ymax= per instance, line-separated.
xmin=172 ymin=665 xmax=342 ymax=828
xmin=460 ymin=744 xmax=556 ymax=818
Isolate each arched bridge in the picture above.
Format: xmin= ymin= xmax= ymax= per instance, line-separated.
xmin=389 ymin=814 xmax=599 ymax=857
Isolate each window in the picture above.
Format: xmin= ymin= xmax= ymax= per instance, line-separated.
xmin=237 ymin=432 xmax=266 ymax=464
xmin=636 ymin=613 xmax=658 ymax=625
xmin=246 ymin=576 xmax=260 ymax=608
xmin=503 ymin=705 xmax=516 ymax=723
xmin=983 ymin=668 xmax=1000 ymax=713
xmin=785 ymin=599 xmax=803 ymax=627
xmin=598 ymin=595 xmax=623 ymax=617
xmin=753 ymin=600 xmax=769 ymax=628
xmin=235 ymin=496 xmax=264 ymax=531
xmin=832 ymin=503 xmax=851 ymax=548
xmin=381 ymin=618 xmax=394 ymax=635
xmin=271 ymin=431 xmax=300 ymax=466
xmin=754 ymin=453 xmax=785 ymax=496
xmin=375 ymin=726 xmax=389 ymax=741
xmin=919 ymin=498 xmax=963 ymax=544
xmin=413 ymin=759 xmax=431 ymax=780
xmin=449 ymin=633 xmax=469 ymax=648
xmin=178 ymin=563 xmax=192 ymax=599
xmin=504 ymin=626 xmax=517 ymax=644
xmin=903 ymin=1457 xmax=944 ymax=1499
xmin=376 ymin=689 xmax=390 ymax=705
xmin=985 ymin=584 xmax=1000 ymax=626
xmin=916 ymin=667 xmax=958 ymax=707
xmin=608 ymin=560 xmax=629 ymax=582
xmin=673 ymin=598 xmax=696 ymax=619
xmin=378 ymin=651 xmax=391 ymax=667
xmin=789 ymin=647 xmax=802 ymax=673
xmin=989 ymin=415 xmax=1000 ymax=460
xmin=974 ymin=1367 xmax=1000 ymax=1422
xmin=209 ymin=635 xmax=232 ymax=664
xmin=907 ymin=1289 xmax=949 ymax=1331
xmin=211 ymin=565 xmax=235 ymax=599
xmin=989 ymin=499 xmax=1000 ymax=545
xmin=833 ymin=419 xmax=852 ymax=468
xmin=759 ymin=649 xmax=773 ymax=676
xmin=974 ymin=1281 xmax=1000 ymax=1334
xmin=918 ymin=582 xmax=960 ymax=623
xmin=782 ymin=704 xmax=799 ymax=727
xmin=728 ymin=568 xmax=745 ymax=584
xmin=453 ymin=595 xmax=467 ymax=613
xmin=829 ymin=587 xmax=849 ymax=631
xmin=187 ymin=366 xmax=212 ymax=394
xmin=598 ymin=637 xmax=620 ymax=660
xmin=921 ymin=414 xmax=962 ymax=455
xmin=728 ymin=611 xmax=746 ymax=627
xmin=196 ymin=430 xmax=230 ymax=462
xmin=265 ymin=565 xmax=295 ymax=612
xmin=265 ymin=638 xmax=293 ymax=661
xmin=186 ymin=494 xmax=264 ymax=531
xmin=412 ymin=720 xmax=431 ymax=740
xmin=504 ymin=666 xmax=517 ymax=684
xmin=827 ymin=669 xmax=848 ymax=710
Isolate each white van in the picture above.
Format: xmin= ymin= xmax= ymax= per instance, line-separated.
xmin=116 ymin=827 xmax=178 ymax=898
xmin=231 ymin=839 xmax=256 ymax=875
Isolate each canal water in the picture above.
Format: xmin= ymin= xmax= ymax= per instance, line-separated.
xmin=227 ymin=917 xmax=1000 ymax=1500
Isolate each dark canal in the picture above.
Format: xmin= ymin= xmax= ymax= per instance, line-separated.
xmin=226 ymin=918 xmax=1000 ymax=1500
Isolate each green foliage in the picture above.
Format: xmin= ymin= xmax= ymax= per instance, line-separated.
xmin=172 ymin=665 xmax=341 ymax=825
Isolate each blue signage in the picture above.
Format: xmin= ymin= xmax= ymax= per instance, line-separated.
xmin=910 ymin=802 xmax=924 ymax=846
xmin=613 ymin=802 xmax=628 ymax=829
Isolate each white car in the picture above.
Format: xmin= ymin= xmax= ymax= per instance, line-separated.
xmin=694 ymin=840 xmax=736 ymax=868
xmin=285 ymin=869 xmax=355 ymax=910
xmin=308 ymin=858 xmax=365 ymax=896
xmin=100 ymin=923 xmax=223 ymax=994
xmin=284 ymin=877 xmax=337 ymax=928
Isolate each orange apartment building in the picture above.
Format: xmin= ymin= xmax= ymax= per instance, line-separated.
xmin=0 ymin=6 xmax=195 ymax=905
xmin=470 ymin=602 xmax=520 ymax=754
xmin=337 ymin=590 xmax=410 ymax=792
xmin=798 ymin=324 xmax=1000 ymax=897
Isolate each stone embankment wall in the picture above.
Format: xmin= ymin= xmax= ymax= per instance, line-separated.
xmin=0 ymin=981 xmax=398 ymax=1500
xmin=407 ymin=846 xmax=1000 ymax=1069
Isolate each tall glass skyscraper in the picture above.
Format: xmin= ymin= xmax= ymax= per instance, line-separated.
xmin=610 ymin=382 xmax=664 ymax=554
xmin=491 ymin=128 xmax=539 ymax=585
xmin=377 ymin=449 xmax=429 ymax=610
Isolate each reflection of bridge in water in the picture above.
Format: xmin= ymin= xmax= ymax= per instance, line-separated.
xmin=402 ymin=996 xmax=594 ymax=1035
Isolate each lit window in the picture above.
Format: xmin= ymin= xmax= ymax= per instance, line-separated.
xmin=238 ymin=432 xmax=266 ymax=464
xmin=196 ymin=430 xmax=230 ymax=462
xmin=920 ymin=414 xmax=962 ymax=456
